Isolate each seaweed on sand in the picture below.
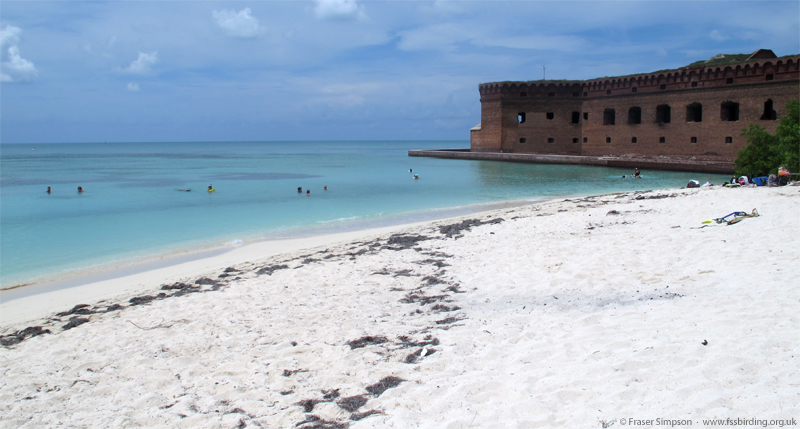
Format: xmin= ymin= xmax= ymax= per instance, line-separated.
xmin=383 ymin=234 xmax=433 ymax=250
xmin=396 ymin=335 xmax=439 ymax=348
xmin=297 ymin=399 xmax=322 ymax=413
xmin=404 ymin=347 xmax=437 ymax=363
xmin=415 ymin=259 xmax=450 ymax=268
xmin=56 ymin=304 xmax=94 ymax=317
xmin=295 ymin=416 xmax=349 ymax=429
xmin=346 ymin=336 xmax=389 ymax=350
xmin=365 ymin=376 xmax=404 ymax=397
xmin=399 ymin=293 xmax=448 ymax=305
xmin=435 ymin=316 xmax=465 ymax=325
xmin=0 ymin=326 xmax=52 ymax=347
xmin=337 ymin=395 xmax=368 ymax=412
xmin=438 ymin=218 xmax=503 ymax=238
xmin=430 ymin=304 xmax=460 ymax=313
xmin=421 ymin=275 xmax=447 ymax=286
xmin=350 ymin=410 xmax=382 ymax=421
xmin=62 ymin=317 xmax=90 ymax=330
xmin=255 ymin=264 xmax=289 ymax=276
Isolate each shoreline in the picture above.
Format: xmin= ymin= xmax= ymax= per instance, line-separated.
xmin=2 ymin=185 xmax=797 ymax=427
xmin=0 ymin=196 xmax=550 ymax=298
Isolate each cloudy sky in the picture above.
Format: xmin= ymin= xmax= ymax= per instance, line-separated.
xmin=1 ymin=0 xmax=798 ymax=144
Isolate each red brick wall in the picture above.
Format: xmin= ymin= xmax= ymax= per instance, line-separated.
xmin=470 ymin=55 xmax=800 ymax=159
xmin=581 ymin=80 xmax=797 ymax=159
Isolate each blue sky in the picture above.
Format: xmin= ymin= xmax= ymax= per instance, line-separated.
xmin=1 ymin=0 xmax=798 ymax=144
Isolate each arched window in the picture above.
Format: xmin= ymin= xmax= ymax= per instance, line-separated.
xmin=686 ymin=103 xmax=702 ymax=122
xmin=656 ymin=104 xmax=671 ymax=124
xmin=628 ymin=106 xmax=642 ymax=124
xmin=761 ymin=99 xmax=777 ymax=120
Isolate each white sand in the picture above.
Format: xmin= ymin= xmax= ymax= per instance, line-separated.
xmin=1 ymin=185 xmax=798 ymax=428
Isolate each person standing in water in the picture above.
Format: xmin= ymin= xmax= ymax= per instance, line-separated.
xmin=634 ymin=167 xmax=641 ymax=178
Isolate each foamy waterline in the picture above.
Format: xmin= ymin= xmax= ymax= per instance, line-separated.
xmin=0 ymin=196 xmax=547 ymax=297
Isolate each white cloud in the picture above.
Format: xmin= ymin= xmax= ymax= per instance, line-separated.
xmin=0 ymin=25 xmax=38 ymax=83
xmin=120 ymin=51 xmax=158 ymax=74
xmin=1 ymin=25 xmax=22 ymax=48
xmin=314 ymin=0 xmax=366 ymax=21
xmin=127 ymin=82 xmax=140 ymax=91
xmin=710 ymin=30 xmax=726 ymax=42
xmin=213 ymin=8 xmax=260 ymax=38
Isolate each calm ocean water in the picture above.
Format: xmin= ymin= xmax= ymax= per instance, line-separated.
xmin=0 ymin=141 xmax=728 ymax=288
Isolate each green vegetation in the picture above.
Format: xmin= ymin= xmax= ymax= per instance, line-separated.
xmin=735 ymin=99 xmax=800 ymax=177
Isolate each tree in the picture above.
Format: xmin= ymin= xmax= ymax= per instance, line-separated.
xmin=774 ymin=99 xmax=799 ymax=174
xmin=736 ymin=100 xmax=800 ymax=177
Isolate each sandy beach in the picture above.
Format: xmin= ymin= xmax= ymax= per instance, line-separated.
xmin=1 ymin=185 xmax=798 ymax=428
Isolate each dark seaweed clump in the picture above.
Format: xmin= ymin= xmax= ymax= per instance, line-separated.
xmin=56 ymin=304 xmax=94 ymax=317
xmin=384 ymin=234 xmax=432 ymax=250
xmin=438 ymin=218 xmax=503 ymax=238
xmin=255 ymin=264 xmax=289 ymax=276
xmin=0 ymin=326 xmax=52 ymax=347
xmin=346 ymin=336 xmax=388 ymax=350
xmin=404 ymin=347 xmax=438 ymax=363
xmin=62 ymin=317 xmax=89 ymax=330
xmin=295 ymin=415 xmax=350 ymax=428
xmin=337 ymin=395 xmax=368 ymax=412
xmin=365 ymin=376 xmax=404 ymax=397
xmin=350 ymin=410 xmax=382 ymax=421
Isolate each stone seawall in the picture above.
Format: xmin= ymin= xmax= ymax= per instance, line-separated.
xmin=408 ymin=149 xmax=735 ymax=174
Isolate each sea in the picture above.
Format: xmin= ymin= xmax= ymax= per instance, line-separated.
xmin=0 ymin=140 xmax=729 ymax=290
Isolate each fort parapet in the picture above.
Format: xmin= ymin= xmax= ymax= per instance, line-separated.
xmin=413 ymin=50 xmax=799 ymax=173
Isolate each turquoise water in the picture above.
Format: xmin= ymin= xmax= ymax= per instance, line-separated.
xmin=1 ymin=141 xmax=727 ymax=288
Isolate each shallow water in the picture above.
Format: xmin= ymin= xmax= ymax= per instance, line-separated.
xmin=0 ymin=141 xmax=728 ymax=287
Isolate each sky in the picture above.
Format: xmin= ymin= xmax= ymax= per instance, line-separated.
xmin=1 ymin=0 xmax=798 ymax=144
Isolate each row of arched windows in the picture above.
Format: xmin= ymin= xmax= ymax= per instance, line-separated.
xmin=599 ymin=99 xmax=777 ymax=125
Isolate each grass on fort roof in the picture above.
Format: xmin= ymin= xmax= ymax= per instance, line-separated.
xmin=686 ymin=53 xmax=752 ymax=68
xmin=480 ymin=52 xmax=797 ymax=85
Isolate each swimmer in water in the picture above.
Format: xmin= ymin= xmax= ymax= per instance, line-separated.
xmin=47 ymin=186 xmax=51 ymax=193
xmin=324 ymin=185 xmax=327 ymax=191
xmin=306 ymin=190 xmax=310 ymax=196
xmin=78 ymin=186 xmax=84 ymax=193
xmin=413 ymin=174 xmax=419 ymax=180
xmin=298 ymin=187 xmax=302 ymax=193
